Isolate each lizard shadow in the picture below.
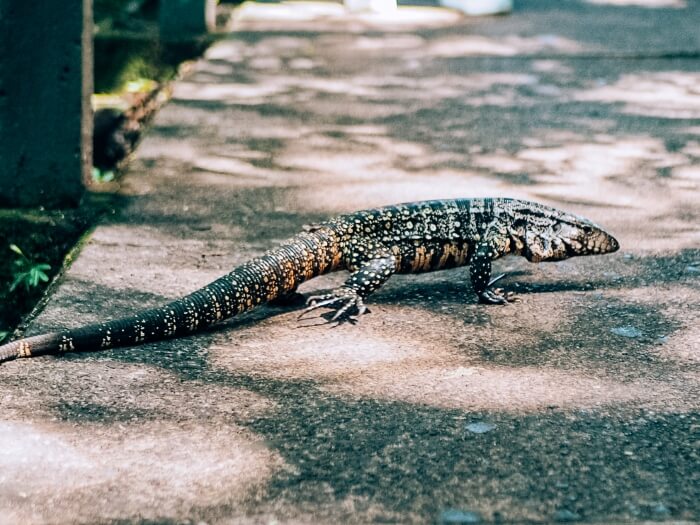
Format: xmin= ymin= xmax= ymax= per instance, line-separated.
xmin=371 ymin=270 xmax=614 ymax=307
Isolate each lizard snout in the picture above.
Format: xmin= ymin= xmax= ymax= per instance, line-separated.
xmin=585 ymin=227 xmax=619 ymax=255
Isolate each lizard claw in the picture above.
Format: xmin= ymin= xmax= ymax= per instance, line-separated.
xmin=488 ymin=273 xmax=506 ymax=287
xmin=478 ymin=288 xmax=519 ymax=305
xmin=298 ymin=293 xmax=339 ymax=319
xmin=478 ymin=274 xmax=519 ymax=304
xmin=299 ymin=288 xmax=368 ymax=323
xmin=504 ymin=290 xmax=520 ymax=302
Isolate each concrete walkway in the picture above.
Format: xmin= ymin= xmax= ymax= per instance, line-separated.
xmin=2 ymin=1 xmax=699 ymax=523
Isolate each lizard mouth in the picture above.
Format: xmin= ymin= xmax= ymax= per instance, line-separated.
xmin=593 ymin=230 xmax=620 ymax=254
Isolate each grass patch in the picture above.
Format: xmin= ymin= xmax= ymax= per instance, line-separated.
xmin=0 ymin=197 xmax=118 ymax=337
xmin=0 ymin=213 xmax=83 ymax=335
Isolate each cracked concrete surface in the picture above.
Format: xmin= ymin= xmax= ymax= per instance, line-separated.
xmin=1 ymin=0 xmax=699 ymax=523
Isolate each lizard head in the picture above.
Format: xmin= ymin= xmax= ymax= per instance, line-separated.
xmin=509 ymin=202 xmax=619 ymax=262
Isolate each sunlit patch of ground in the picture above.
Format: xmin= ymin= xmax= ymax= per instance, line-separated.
xmin=233 ymin=1 xmax=462 ymax=31
xmin=0 ymin=421 xmax=281 ymax=524
xmin=515 ymin=137 xmax=688 ymax=187
xmin=322 ymin=363 xmax=691 ymax=412
xmin=530 ymin=59 xmax=575 ymax=74
xmin=414 ymin=34 xmax=585 ymax=58
xmin=669 ymin=165 xmax=700 ymax=190
xmin=575 ymin=72 xmax=700 ymax=119
xmin=602 ymin=286 xmax=700 ymax=365
xmin=39 ymin=225 xmax=241 ymax=302
xmin=352 ymin=33 xmax=425 ymax=51
xmin=0 ymin=361 xmax=281 ymax=524
xmin=583 ymin=0 xmax=686 ymax=7
xmin=173 ymin=81 xmax=290 ymax=103
xmin=204 ymin=36 xmax=307 ymax=63
xmin=681 ymin=140 xmax=700 ymax=157
xmin=210 ymin=294 xmax=697 ymax=413
xmin=0 ymin=360 xmax=275 ymax=420
xmin=210 ymin=321 xmax=430 ymax=380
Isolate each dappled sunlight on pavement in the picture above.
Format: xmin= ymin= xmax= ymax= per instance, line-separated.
xmin=210 ymin=301 xmax=696 ymax=412
xmin=584 ymin=0 xmax=685 ymax=7
xmin=2 ymin=0 xmax=699 ymax=523
xmin=0 ymin=360 xmax=282 ymax=523
xmin=575 ymin=72 xmax=700 ymax=119
xmin=0 ymin=420 xmax=281 ymax=524
xmin=234 ymin=1 xmax=462 ymax=30
xmin=417 ymin=33 xmax=584 ymax=57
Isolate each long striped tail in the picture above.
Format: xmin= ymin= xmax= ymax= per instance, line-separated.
xmin=0 ymin=228 xmax=341 ymax=364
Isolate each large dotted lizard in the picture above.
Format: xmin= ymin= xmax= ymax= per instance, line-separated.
xmin=0 ymin=198 xmax=619 ymax=363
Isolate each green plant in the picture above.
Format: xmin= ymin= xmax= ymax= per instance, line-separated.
xmin=9 ymin=244 xmax=51 ymax=292
xmin=0 ymin=331 xmax=8 ymax=343
xmin=92 ymin=166 xmax=116 ymax=183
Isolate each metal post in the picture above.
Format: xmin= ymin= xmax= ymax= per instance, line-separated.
xmin=0 ymin=0 xmax=93 ymax=208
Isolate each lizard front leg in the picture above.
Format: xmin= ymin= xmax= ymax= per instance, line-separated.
xmin=470 ymin=239 xmax=516 ymax=305
xmin=301 ymin=241 xmax=396 ymax=322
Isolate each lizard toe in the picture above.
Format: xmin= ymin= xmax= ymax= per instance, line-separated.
xmin=504 ymin=290 xmax=520 ymax=302
xmin=299 ymin=288 xmax=368 ymax=323
xmin=478 ymin=289 xmax=514 ymax=305
xmin=330 ymin=294 xmax=367 ymax=322
xmin=298 ymin=294 xmax=341 ymax=319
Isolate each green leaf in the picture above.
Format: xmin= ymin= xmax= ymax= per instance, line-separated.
xmin=0 ymin=331 xmax=8 ymax=343
xmin=92 ymin=167 xmax=115 ymax=183
xmin=31 ymin=267 xmax=49 ymax=285
xmin=9 ymin=249 xmax=52 ymax=291
xmin=9 ymin=272 xmax=27 ymax=292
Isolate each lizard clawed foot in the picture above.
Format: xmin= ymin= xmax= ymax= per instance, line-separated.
xmin=478 ymin=287 xmax=519 ymax=305
xmin=299 ymin=288 xmax=368 ymax=323
xmin=478 ymin=273 xmax=519 ymax=304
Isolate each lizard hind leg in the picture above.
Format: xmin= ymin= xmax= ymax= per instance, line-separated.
xmin=300 ymin=242 xmax=396 ymax=323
